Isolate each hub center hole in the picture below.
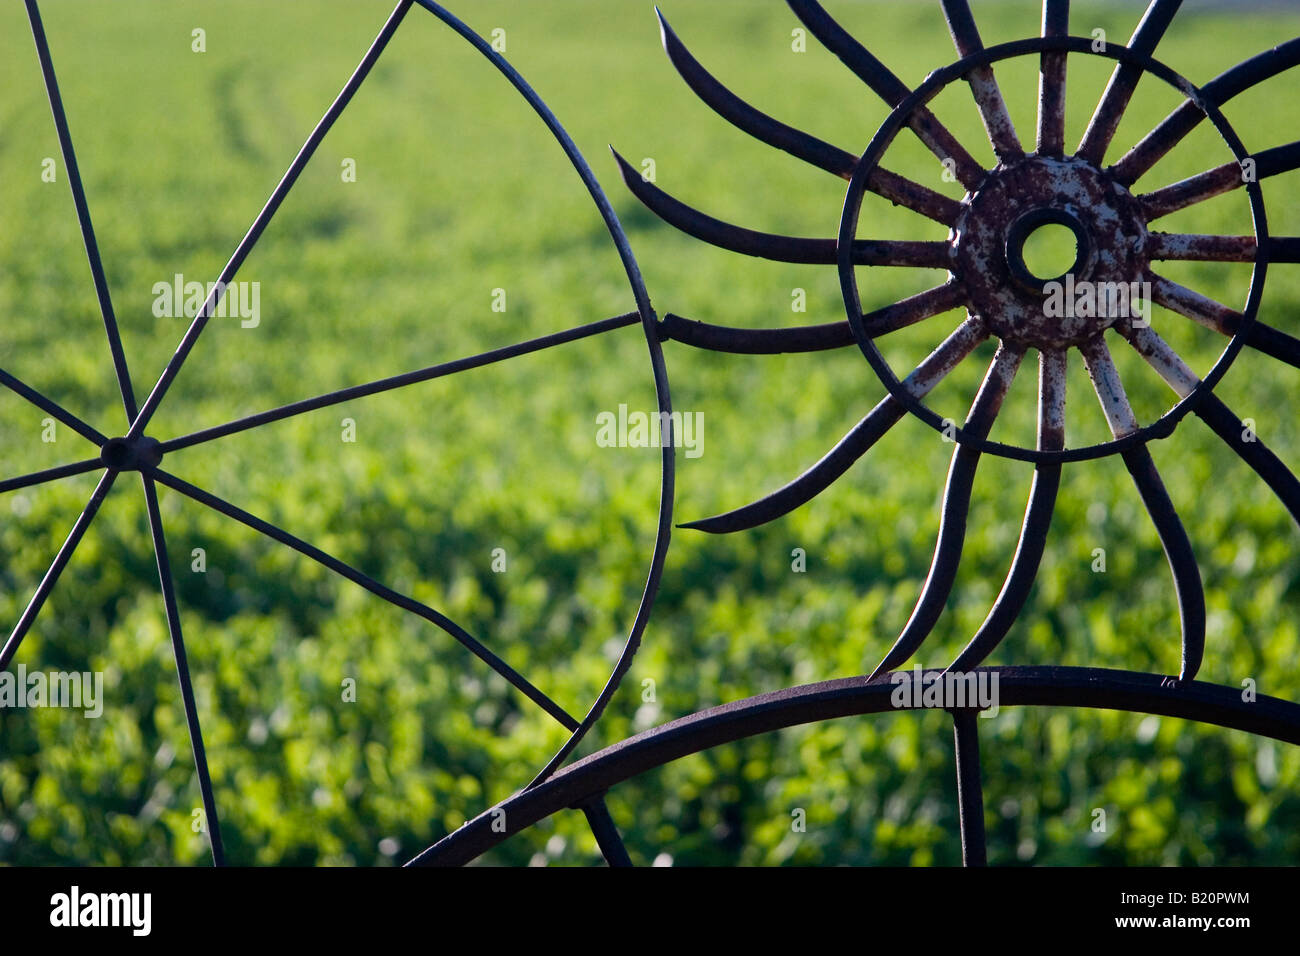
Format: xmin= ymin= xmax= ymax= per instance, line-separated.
xmin=1021 ymin=223 xmax=1079 ymax=283
xmin=1004 ymin=208 xmax=1090 ymax=292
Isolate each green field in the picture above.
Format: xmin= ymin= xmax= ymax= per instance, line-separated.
xmin=2 ymin=0 xmax=1300 ymax=865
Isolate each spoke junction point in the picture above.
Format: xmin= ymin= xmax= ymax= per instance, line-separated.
xmin=98 ymin=435 xmax=163 ymax=472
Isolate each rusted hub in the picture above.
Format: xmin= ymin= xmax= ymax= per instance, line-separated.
xmin=953 ymin=155 xmax=1148 ymax=350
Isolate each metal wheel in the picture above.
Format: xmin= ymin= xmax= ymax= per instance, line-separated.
xmin=2 ymin=0 xmax=673 ymax=865
xmin=414 ymin=0 xmax=1300 ymax=866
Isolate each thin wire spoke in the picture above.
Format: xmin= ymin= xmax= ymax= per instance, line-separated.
xmin=0 ymin=367 xmax=106 ymax=446
xmin=940 ymin=0 xmax=1024 ymax=161
xmin=1079 ymin=337 xmax=1203 ymax=680
xmin=785 ymin=0 xmax=988 ymax=190
xmin=160 ymin=311 xmax=640 ymax=456
xmin=148 ymin=468 xmax=579 ymax=731
xmin=952 ymin=709 xmax=987 ymax=867
xmin=1146 ymin=233 xmax=1256 ymax=262
xmin=25 ymin=0 xmax=137 ymax=423
xmin=868 ymin=344 xmax=1025 ymax=680
xmin=612 ymin=151 xmax=951 ymax=267
xmin=1037 ymin=0 xmax=1070 ymax=157
xmin=0 ymin=457 xmax=103 ymax=496
xmin=682 ymin=318 xmax=988 ymax=534
xmin=126 ymin=0 xmax=414 ymax=441
xmin=1111 ymin=37 xmax=1300 ymax=186
xmin=1120 ymin=323 xmax=1300 ymax=527
xmin=1140 ymin=141 xmax=1300 ymax=222
xmin=579 ymin=795 xmax=633 ymax=867
xmin=0 ymin=469 xmax=117 ymax=672
xmin=656 ymin=10 xmax=962 ymax=225
xmin=1076 ymin=0 xmax=1184 ymax=166
xmin=140 ymin=475 xmax=225 ymax=865
xmin=947 ymin=349 xmax=1066 ymax=673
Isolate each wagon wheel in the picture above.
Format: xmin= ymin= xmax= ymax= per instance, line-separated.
xmin=415 ymin=0 xmax=1300 ymax=865
xmin=1 ymin=0 xmax=673 ymax=865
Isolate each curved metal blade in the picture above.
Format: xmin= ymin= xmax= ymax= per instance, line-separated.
xmin=1119 ymin=323 xmax=1300 ymax=529
xmin=660 ymin=313 xmax=855 ymax=354
xmin=1197 ymin=395 xmax=1300 ymax=528
xmin=656 ymin=10 xmax=964 ymax=225
xmin=784 ymin=0 xmax=986 ymax=190
xmin=657 ymin=8 xmax=854 ymax=178
xmin=1080 ymin=337 xmax=1204 ymax=681
xmin=683 ymin=318 xmax=986 ymax=534
xmin=1122 ymin=444 xmax=1206 ymax=681
xmin=868 ymin=344 xmax=1024 ymax=680
xmin=612 ymin=150 xmax=950 ymax=266
xmin=947 ymin=349 xmax=1066 ymax=673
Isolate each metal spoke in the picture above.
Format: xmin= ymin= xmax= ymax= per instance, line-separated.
xmin=126 ymin=0 xmax=413 ymax=441
xmin=1140 ymin=141 xmax=1300 ymax=222
xmin=860 ymin=282 xmax=967 ymax=338
xmin=952 ymin=709 xmax=987 ymax=867
xmin=1147 ymin=271 xmax=1238 ymax=336
xmin=659 ymin=313 xmax=854 ymax=354
xmin=682 ymin=318 xmax=987 ymax=534
xmin=785 ymin=0 xmax=988 ymax=190
xmin=0 ymin=457 xmax=104 ymax=496
xmin=579 ymin=795 xmax=633 ymax=867
xmin=1111 ymin=37 xmax=1300 ymax=185
xmin=0 ymin=469 xmax=117 ymax=672
xmin=1079 ymin=336 xmax=1140 ymax=437
xmin=1037 ymin=0 xmax=1070 ymax=157
xmin=659 ymin=283 xmax=966 ymax=357
xmin=948 ymin=349 xmax=1065 ymax=673
xmin=1268 ymin=237 xmax=1300 ymax=263
xmin=25 ymin=0 xmax=137 ymax=423
xmin=1120 ymin=323 xmax=1300 ymax=527
xmin=140 ymin=476 xmax=224 ymax=865
xmin=148 ymin=468 xmax=579 ymax=731
xmin=1241 ymin=323 xmax=1300 ymax=371
xmin=1076 ymin=0 xmax=1184 ymax=166
xmin=159 ymin=311 xmax=640 ymax=456
xmin=0 ymin=368 xmax=106 ymax=446
xmin=1079 ymin=337 xmax=1203 ymax=680
xmin=612 ymin=151 xmax=950 ymax=267
xmin=1146 ymin=233 xmax=1256 ymax=262
xmin=940 ymin=0 xmax=1024 ymax=162
xmin=1144 ymin=273 xmax=1300 ymax=371
xmin=656 ymin=10 xmax=961 ymax=225
xmin=868 ymin=344 xmax=1024 ymax=680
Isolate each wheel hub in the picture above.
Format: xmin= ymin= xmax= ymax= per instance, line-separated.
xmin=953 ymin=155 xmax=1149 ymax=350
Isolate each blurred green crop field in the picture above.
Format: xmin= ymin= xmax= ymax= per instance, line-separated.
xmin=2 ymin=0 xmax=1299 ymax=866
